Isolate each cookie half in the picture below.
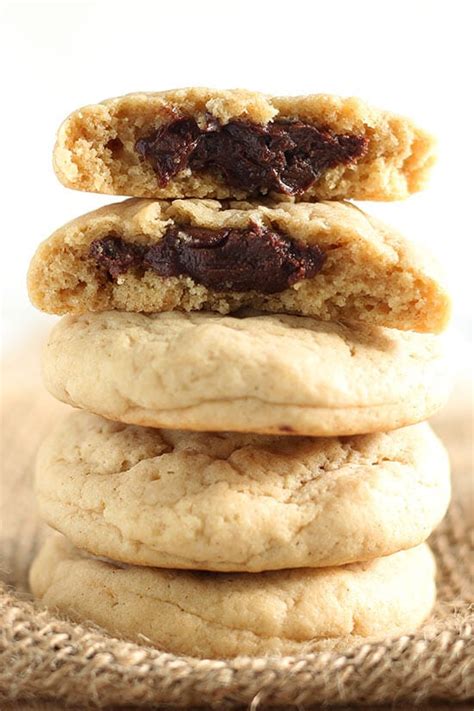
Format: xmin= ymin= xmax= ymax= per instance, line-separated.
xmin=43 ymin=311 xmax=451 ymax=436
xmin=30 ymin=537 xmax=436 ymax=658
xmin=35 ymin=412 xmax=450 ymax=572
xmin=28 ymin=198 xmax=450 ymax=333
xmin=53 ymin=88 xmax=435 ymax=202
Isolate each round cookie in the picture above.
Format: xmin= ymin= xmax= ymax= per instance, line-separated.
xmin=30 ymin=537 xmax=437 ymax=659
xmin=28 ymin=197 xmax=450 ymax=334
xmin=53 ymin=88 xmax=435 ymax=202
xmin=35 ymin=412 xmax=450 ymax=572
xmin=43 ymin=311 xmax=451 ymax=436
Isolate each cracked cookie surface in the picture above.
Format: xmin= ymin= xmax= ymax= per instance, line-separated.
xmin=29 ymin=536 xmax=436 ymax=658
xmin=35 ymin=412 xmax=450 ymax=571
xmin=53 ymin=88 xmax=435 ymax=202
xmin=43 ymin=311 xmax=451 ymax=436
xmin=28 ymin=198 xmax=450 ymax=333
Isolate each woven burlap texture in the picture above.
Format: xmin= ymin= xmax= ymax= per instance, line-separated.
xmin=0 ymin=345 xmax=473 ymax=708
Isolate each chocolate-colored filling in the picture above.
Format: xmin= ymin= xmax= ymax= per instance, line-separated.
xmin=89 ymin=224 xmax=325 ymax=294
xmin=134 ymin=117 xmax=368 ymax=195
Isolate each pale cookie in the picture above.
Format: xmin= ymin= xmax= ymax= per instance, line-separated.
xmin=53 ymin=88 xmax=435 ymax=202
xmin=43 ymin=311 xmax=451 ymax=436
xmin=30 ymin=537 xmax=437 ymax=658
xmin=28 ymin=198 xmax=450 ymax=333
xmin=35 ymin=412 xmax=450 ymax=572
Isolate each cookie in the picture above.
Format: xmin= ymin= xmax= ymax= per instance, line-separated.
xmin=30 ymin=536 xmax=436 ymax=658
xmin=35 ymin=412 xmax=450 ymax=572
xmin=53 ymin=88 xmax=435 ymax=202
xmin=42 ymin=311 xmax=451 ymax=436
xmin=28 ymin=198 xmax=450 ymax=333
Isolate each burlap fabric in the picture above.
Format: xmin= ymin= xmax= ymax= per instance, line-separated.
xmin=1 ymin=341 xmax=473 ymax=708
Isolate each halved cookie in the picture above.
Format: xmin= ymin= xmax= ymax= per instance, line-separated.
xmin=53 ymin=88 xmax=435 ymax=201
xmin=28 ymin=198 xmax=450 ymax=333
xmin=42 ymin=311 xmax=451 ymax=436
xmin=30 ymin=536 xmax=436 ymax=658
xmin=35 ymin=412 xmax=450 ymax=572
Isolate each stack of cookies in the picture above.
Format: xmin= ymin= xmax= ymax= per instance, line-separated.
xmin=28 ymin=89 xmax=452 ymax=658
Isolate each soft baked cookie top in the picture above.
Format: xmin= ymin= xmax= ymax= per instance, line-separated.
xmin=42 ymin=311 xmax=452 ymax=436
xmin=35 ymin=412 xmax=450 ymax=572
xmin=53 ymin=88 xmax=436 ymax=202
xmin=30 ymin=536 xmax=436 ymax=658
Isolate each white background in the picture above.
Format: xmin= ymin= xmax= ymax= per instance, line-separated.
xmin=1 ymin=0 xmax=473 ymax=369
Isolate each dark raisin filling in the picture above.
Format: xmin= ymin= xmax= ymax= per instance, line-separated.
xmin=89 ymin=224 xmax=325 ymax=294
xmin=134 ymin=116 xmax=368 ymax=195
